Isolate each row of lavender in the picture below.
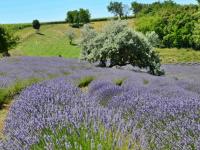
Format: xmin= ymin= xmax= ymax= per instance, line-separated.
xmin=0 ymin=57 xmax=200 ymax=149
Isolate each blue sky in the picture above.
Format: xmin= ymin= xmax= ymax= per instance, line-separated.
xmin=0 ymin=0 xmax=198 ymax=24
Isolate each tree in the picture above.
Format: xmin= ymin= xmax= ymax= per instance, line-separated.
xmin=66 ymin=29 xmax=76 ymax=45
xmin=32 ymin=20 xmax=40 ymax=32
xmin=131 ymin=1 xmax=144 ymax=15
xmin=146 ymin=31 xmax=160 ymax=47
xmin=123 ymin=4 xmax=130 ymax=19
xmin=66 ymin=9 xmax=90 ymax=27
xmin=80 ymin=20 xmax=164 ymax=75
xmin=192 ymin=1 xmax=200 ymax=49
xmin=0 ymin=26 xmax=18 ymax=56
xmin=79 ymin=9 xmax=90 ymax=24
xmin=107 ymin=2 xmax=124 ymax=18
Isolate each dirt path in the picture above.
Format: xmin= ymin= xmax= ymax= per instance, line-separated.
xmin=0 ymin=103 xmax=12 ymax=139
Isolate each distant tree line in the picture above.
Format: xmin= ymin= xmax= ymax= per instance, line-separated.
xmin=132 ymin=0 xmax=200 ymax=50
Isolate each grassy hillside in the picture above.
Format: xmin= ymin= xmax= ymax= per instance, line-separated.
xmin=10 ymin=19 xmax=200 ymax=63
xmin=12 ymin=24 xmax=81 ymax=58
xmin=11 ymin=20 xmax=127 ymax=58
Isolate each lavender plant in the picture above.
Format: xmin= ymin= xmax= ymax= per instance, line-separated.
xmin=2 ymin=79 xmax=137 ymax=149
xmin=0 ymin=57 xmax=200 ymax=149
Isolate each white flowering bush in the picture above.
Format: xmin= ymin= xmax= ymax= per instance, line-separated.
xmin=66 ymin=29 xmax=76 ymax=45
xmin=145 ymin=31 xmax=160 ymax=47
xmin=80 ymin=20 xmax=164 ymax=75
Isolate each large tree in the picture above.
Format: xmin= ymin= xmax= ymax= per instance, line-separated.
xmin=107 ymin=1 xmax=124 ymax=18
xmin=66 ymin=9 xmax=90 ymax=27
xmin=131 ymin=1 xmax=144 ymax=15
xmin=0 ymin=26 xmax=18 ymax=56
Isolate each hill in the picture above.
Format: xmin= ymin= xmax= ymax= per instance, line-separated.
xmin=9 ymin=19 xmax=200 ymax=63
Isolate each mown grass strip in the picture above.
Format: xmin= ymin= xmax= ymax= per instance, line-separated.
xmin=0 ymin=78 xmax=42 ymax=108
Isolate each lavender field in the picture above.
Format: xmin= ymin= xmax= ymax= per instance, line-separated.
xmin=0 ymin=56 xmax=200 ymax=150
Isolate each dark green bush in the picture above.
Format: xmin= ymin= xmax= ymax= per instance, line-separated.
xmin=0 ymin=26 xmax=18 ymax=56
xmin=32 ymin=20 xmax=40 ymax=30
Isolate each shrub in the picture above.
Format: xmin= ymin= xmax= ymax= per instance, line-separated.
xmin=66 ymin=29 xmax=76 ymax=45
xmin=0 ymin=26 xmax=18 ymax=56
xmin=145 ymin=31 xmax=161 ymax=47
xmin=80 ymin=20 xmax=164 ymax=75
xmin=32 ymin=19 xmax=40 ymax=31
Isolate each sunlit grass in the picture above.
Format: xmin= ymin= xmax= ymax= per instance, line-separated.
xmin=156 ymin=48 xmax=200 ymax=64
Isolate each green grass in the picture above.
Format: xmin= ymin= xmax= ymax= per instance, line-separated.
xmin=11 ymin=24 xmax=81 ymax=58
xmin=10 ymin=20 xmax=135 ymax=58
xmin=31 ymin=123 xmax=137 ymax=150
xmin=156 ymin=48 xmax=200 ymax=64
xmin=113 ymin=78 xmax=126 ymax=86
xmin=0 ymin=78 xmax=42 ymax=107
xmin=78 ymin=76 xmax=95 ymax=88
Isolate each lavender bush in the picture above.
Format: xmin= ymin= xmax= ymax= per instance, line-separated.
xmin=0 ymin=57 xmax=200 ymax=149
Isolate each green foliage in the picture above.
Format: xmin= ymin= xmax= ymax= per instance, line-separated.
xmin=79 ymin=8 xmax=91 ymax=24
xmin=114 ymin=78 xmax=126 ymax=86
xmin=107 ymin=1 xmax=124 ymax=18
xmin=80 ymin=20 xmax=164 ymax=75
xmin=80 ymin=24 xmax=97 ymax=61
xmin=32 ymin=20 xmax=40 ymax=30
xmin=0 ymin=78 xmax=42 ymax=107
xmin=66 ymin=29 xmax=76 ymax=45
xmin=131 ymin=1 xmax=146 ymax=15
xmin=31 ymin=123 xmax=133 ymax=150
xmin=134 ymin=1 xmax=200 ymax=49
xmin=0 ymin=26 xmax=18 ymax=55
xmin=192 ymin=19 xmax=200 ymax=50
xmin=192 ymin=9 xmax=200 ymax=49
xmin=146 ymin=31 xmax=161 ymax=48
xmin=1 ymin=24 xmax=32 ymax=32
xmin=66 ymin=9 xmax=91 ymax=27
xmin=78 ymin=76 xmax=94 ymax=88
xmin=132 ymin=0 xmax=177 ymax=17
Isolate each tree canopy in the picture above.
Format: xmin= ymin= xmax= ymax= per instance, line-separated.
xmin=107 ymin=2 xmax=124 ymax=18
xmin=32 ymin=20 xmax=40 ymax=30
xmin=66 ymin=9 xmax=90 ymax=27
xmin=0 ymin=26 xmax=18 ymax=56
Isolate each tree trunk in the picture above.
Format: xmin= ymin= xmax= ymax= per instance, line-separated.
xmin=98 ymin=60 xmax=106 ymax=67
xmin=2 ymin=51 xmax=10 ymax=57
